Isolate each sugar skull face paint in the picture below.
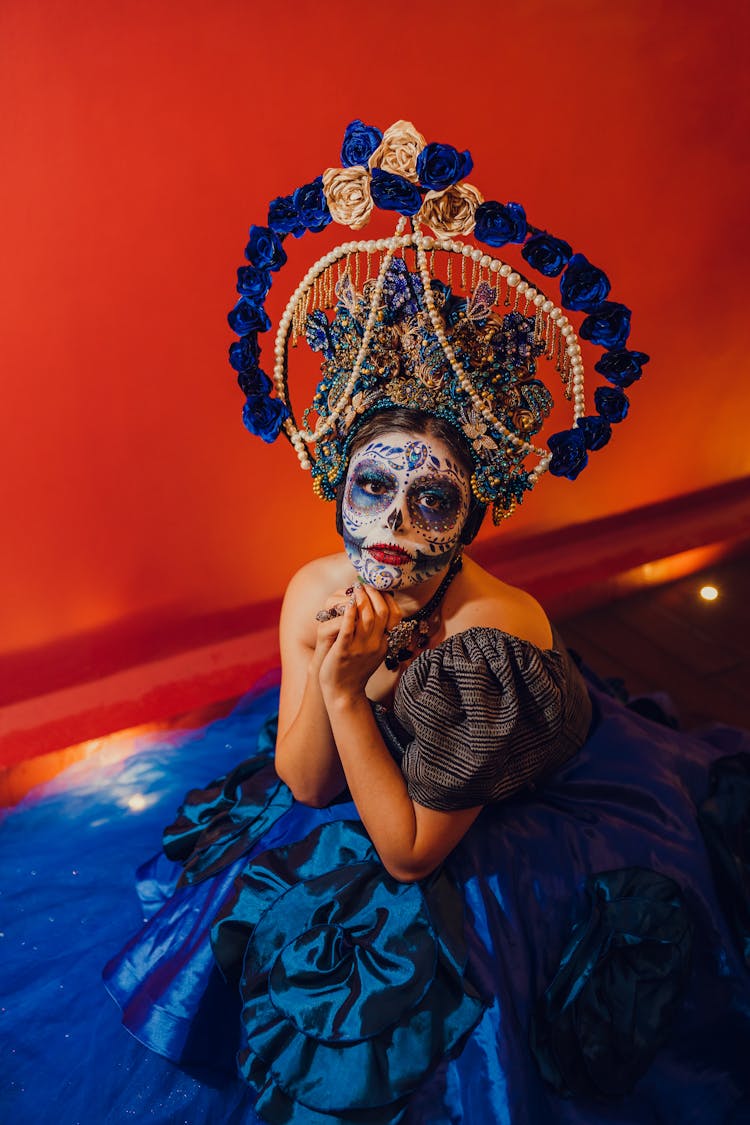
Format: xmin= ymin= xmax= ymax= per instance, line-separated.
xmin=342 ymin=431 xmax=471 ymax=590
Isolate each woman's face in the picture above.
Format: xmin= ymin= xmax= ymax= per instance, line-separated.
xmin=341 ymin=429 xmax=471 ymax=590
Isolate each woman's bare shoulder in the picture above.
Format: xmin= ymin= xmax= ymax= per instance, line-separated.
xmin=283 ymin=553 xmax=354 ymax=606
xmin=447 ymin=557 xmax=553 ymax=650
xmin=280 ymin=554 xmax=356 ymax=649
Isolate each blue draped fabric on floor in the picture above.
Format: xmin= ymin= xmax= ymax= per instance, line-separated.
xmin=2 ymin=666 xmax=749 ymax=1124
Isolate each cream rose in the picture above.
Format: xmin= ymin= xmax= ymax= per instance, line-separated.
xmin=418 ymin=182 xmax=484 ymax=237
xmin=322 ymin=166 xmax=373 ymax=230
xmin=368 ymin=120 xmax=426 ymax=183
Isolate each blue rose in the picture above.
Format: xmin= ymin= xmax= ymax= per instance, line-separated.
xmin=236 ymin=265 xmax=271 ymax=302
xmin=242 ymin=393 xmax=288 ymax=443
xmin=521 ymin=233 xmax=572 ymax=278
xmin=245 ymin=225 xmax=287 ymax=272
xmin=340 ymin=119 xmax=383 ymax=167
xmin=228 ymin=298 xmax=271 ymax=335
xmin=548 ymin=428 xmax=589 ymax=479
xmin=268 ymin=194 xmax=304 ymax=239
xmin=576 ymin=414 xmax=612 ymax=451
xmin=474 ymin=200 xmax=527 ymax=247
xmin=370 ymin=168 xmax=423 ymax=216
xmin=594 ymin=386 xmax=630 ymax=423
xmin=580 ymin=301 xmax=632 ymax=348
xmin=559 ymin=254 xmax=611 ymax=311
xmin=237 ymin=366 xmax=272 ymax=398
xmin=228 ymin=334 xmax=260 ymax=373
xmin=416 ymin=142 xmax=473 ymax=191
xmin=594 ymin=348 xmax=650 ymax=388
xmin=292 ymin=176 xmax=331 ymax=233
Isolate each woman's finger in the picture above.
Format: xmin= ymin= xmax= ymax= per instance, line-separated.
xmin=315 ymin=614 xmax=347 ymax=650
xmin=323 ymin=587 xmax=358 ymax=613
xmin=322 ymin=596 xmax=356 ymax=616
xmin=360 ymin=585 xmax=392 ymax=633
xmin=353 ymin=584 xmax=374 ymax=633
xmin=334 ymin=597 xmax=358 ymax=647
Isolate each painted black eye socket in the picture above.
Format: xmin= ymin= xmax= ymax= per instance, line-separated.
xmin=407 ymin=477 xmax=464 ymax=531
xmin=412 ymin=483 xmax=460 ymax=513
xmin=418 ymin=491 xmax=448 ymax=511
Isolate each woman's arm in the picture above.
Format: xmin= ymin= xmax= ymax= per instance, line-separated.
xmin=318 ymin=585 xmax=482 ymax=882
xmin=274 ymin=563 xmax=348 ymax=806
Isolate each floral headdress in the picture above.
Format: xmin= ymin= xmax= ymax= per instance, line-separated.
xmin=228 ymin=119 xmax=648 ymax=523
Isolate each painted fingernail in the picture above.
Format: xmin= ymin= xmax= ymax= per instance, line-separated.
xmin=345 ymin=586 xmax=354 ymax=596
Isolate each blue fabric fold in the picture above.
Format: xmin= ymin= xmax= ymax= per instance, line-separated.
xmin=697 ymin=752 xmax=750 ymax=970
xmin=529 ymin=867 xmax=693 ymax=1100
xmin=3 ymin=672 xmax=750 ymax=1124
xmin=212 ymin=820 xmax=486 ymax=1124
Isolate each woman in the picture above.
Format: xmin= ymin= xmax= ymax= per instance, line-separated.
xmin=3 ymin=119 xmax=749 ymax=1124
xmin=275 ymin=407 xmax=587 ymax=883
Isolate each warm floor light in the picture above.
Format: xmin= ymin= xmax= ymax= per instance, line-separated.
xmin=699 ymin=585 xmax=719 ymax=601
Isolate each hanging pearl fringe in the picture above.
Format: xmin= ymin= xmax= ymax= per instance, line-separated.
xmin=275 ymin=221 xmax=586 ymax=475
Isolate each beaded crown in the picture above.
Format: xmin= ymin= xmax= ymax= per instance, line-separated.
xmin=228 ymin=119 xmax=649 ymax=523
xmin=301 ymin=245 xmax=556 ymax=518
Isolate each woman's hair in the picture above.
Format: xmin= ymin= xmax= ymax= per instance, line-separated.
xmin=334 ymin=408 xmax=487 ymax=544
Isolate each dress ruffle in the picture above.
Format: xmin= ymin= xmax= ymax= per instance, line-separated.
xmin=163 ymin=714 xmax=293 ymax=887
xmin=3 ymin=671 xmax=750 ymax=1123
xmin=697 ymin=751 xmax=750 ymax=971
xmin=529 ymin=867 xmax=694 ymax=1100
xmin=213 ymin=820 xmax=485 ymax=1124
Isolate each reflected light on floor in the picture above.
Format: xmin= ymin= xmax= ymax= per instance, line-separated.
xmin=0 ymin=697 xmax=237 ymax=807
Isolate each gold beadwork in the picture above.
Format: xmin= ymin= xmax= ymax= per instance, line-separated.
xmin=492 ymin=497 xmax=517 ymax=524
xmin=271 ymin=222 xmax=585 ymax=504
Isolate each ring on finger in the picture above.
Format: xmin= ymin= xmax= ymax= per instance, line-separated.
xmin=315 ymin=600 xmax=353 ymax=623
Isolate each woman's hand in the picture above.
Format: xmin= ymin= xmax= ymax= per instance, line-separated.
xmin=318 ymin=585 xmax=401 ymax=699
xmin=310 ymin=587 xmax=357 ymax=670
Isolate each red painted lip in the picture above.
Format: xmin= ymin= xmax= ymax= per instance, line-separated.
xmin=367 ymin=544 xmax=414 ymax=566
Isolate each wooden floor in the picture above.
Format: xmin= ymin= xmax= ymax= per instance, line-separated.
xmin=558 ymin=547 xmax=750 ymax=730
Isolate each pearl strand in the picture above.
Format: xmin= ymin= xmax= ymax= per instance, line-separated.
xmin=273 ymin=222 xmax=408 ymax=457
xmin=273 ymin=225 xmax=587 ymax=472
xmin=412 ymin=224 xmax=548 ymax=462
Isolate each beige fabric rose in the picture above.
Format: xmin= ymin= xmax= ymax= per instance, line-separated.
xmin=418 ymin=183 xmax=484 ymax=237
xmin=321 ymin=166 xmax=374 ymax=230
xmin=368 ymin=120 xmax=426 ymax=183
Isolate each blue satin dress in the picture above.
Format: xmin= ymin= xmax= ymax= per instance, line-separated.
xmin=2 ymin=629 xmax=749 ymax=1125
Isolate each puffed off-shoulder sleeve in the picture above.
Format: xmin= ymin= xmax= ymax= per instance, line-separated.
xmin=392 ymin=627 xmax=591 ymax=812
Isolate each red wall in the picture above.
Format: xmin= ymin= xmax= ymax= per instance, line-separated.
xmin=2 ymin=0 xmax=749 ymax=684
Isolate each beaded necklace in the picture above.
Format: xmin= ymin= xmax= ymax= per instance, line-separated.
xmin=384 ymin=553 xmax=463 ymax=670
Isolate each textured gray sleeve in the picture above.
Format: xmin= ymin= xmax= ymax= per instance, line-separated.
xmin=393 ymin=627 xmax=591 ymax=811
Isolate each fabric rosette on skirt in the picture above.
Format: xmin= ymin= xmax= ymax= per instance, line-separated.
xmin=211 ymin=820 xmax=485 ymax=1124
xmin=529 ymin=866 xmax=694 ymax=1100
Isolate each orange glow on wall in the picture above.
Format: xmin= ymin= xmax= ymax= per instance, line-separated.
xmin=1 ymin=1 xmax=749 ymax=695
